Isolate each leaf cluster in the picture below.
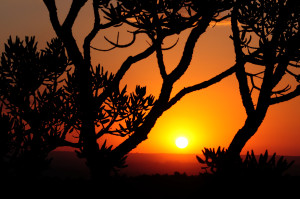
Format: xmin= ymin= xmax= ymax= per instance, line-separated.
xmin=63 ymin=64 xmax=155 ymax=138
xmin=237 ymin=0 xmax=299 ymax=55
xmin=232 ymin=0 xmax=300 ymax=100
xmin=98 ymin=82 xmax=155 ymax=137
xmin=197 ymin=147 xmax=232 ymax=174
xmin=197 ymin=147 xmax=294 ymax=177
xmin=0 ymin=37 xmax=72 ymax=176
xmin=0 ymin=35 xmax=155 ymax=177
xmin=243 ymin=150 xmax=294 ymax=177
xmin=120 ymin=0 xmax=233 ymax=38
xmin=0 ymin=107 xmax=53 ymax=177
xmin=76 ymin=139 xmax=128 ymax=175
xmin=0 ymin=37 xmax=69 ymax=100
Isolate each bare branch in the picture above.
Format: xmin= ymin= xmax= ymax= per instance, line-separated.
xmin=166 ymin=64 xmax=237 ymax=111
xmin=244 ymin=54 xmax=265 ymax=67
xmin=270 ymin=85 xmax=300 ymax=105
xmin=155 ymin=41 xmax=167 ymax=79
xmin=43 ymin=0 xmax=61 ymax=35
xmin=90 ymin=45 xmax=116 ymax=52
xmin=105 ymin=31 xmax=137 ymax=48
xmin=168 ymin=14 xmax=212 ymax=83
xmin=271 ymin=84 xmax=291 ymax=95
xmin=62 ymin=0 xmax=88 ymax=30
xmin=161 ymin=38 xmax=179 ymax=50
xmin=91 ymin=29 xmax=140 ymax=51
xmin=231 ymin=6 xmax=256 ymax=115
xmin=246 ymin=71 xmax=264 ymax=79
xmin=289 ymin=62 xmax=300 ymax=68
xmin=286 ymin=68 xmax=299 ymax=79
xmin=249 ymin=75 xmax=262 ymax=92
xmin=211 ymin=13 xmax=231 ymax=22
xmin=83 ymin=0 xmax=103 ymax=60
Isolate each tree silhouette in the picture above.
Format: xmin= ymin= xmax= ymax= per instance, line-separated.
xmin=42 ymin=0 xmax=236 ymax=179
xmin=0 ymin=36 xmax=155 ymax=179
xmin=228 ymin=0 xmax=300 ymax=156
xmin=0 ymin=36 xmax=71 ymax=177
xmin=112 ymin=0 xmax=235 ymax=159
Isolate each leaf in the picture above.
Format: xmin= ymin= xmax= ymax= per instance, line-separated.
xmin=101 ymin=140 xmax=107 ymax=151
xmin=268 ymin=152 xmax=276 ymax=166
xmin=120 ymin=85 xmax=127 ymax=96
xmin=287 ymin=160 xmax=295 ymax=170
xmin=259 ymin=150 xmax=268 ymax=164
xmin=196 ymin=155 xmax=205 ymax=164
xmin=119 ymin=123 xmax=126 ymax=132
xmin=107 ymin=144 xmax=113 ymax=151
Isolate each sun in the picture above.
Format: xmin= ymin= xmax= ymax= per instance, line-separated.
xmin=175 ymin=137 xmax=188 ymax=149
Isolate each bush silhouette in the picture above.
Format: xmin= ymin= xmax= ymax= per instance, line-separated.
xmin=197 ymin=147 xmax=294 ymax=177
xmin=0 ymin=36 xmax=70 ymax=178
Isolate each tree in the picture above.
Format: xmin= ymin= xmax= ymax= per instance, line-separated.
xmin=0 ymin=35 xmax=155 ymax=179
xmin=42 ymin=0 xmax=235 ymax=179
xmin=228 ymin=0 xmax=300 ymax=156
xmin=112 ymin=0 xmax=235 ymax=159
xmin=0 ymin=36 xmax=71 ymax=177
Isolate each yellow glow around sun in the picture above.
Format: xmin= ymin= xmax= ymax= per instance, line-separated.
xmin=175 ymin=137 xmax=188 ymax=149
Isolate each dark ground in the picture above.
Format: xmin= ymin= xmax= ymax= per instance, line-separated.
xmin=2 ymin=152 xmax=300 ymax=198
xmin=2 ymin=173 xmax=300 ymax=198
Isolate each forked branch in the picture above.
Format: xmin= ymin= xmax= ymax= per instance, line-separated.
xmin=91 ymin=31 xmax=138 ymax=51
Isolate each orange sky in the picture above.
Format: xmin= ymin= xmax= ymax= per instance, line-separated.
xmin=1 ymin=0 xmax=299 ymax=156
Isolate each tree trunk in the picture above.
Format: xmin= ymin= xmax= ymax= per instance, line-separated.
xmin=77 ymin=57 xmax=102 ymax=180
xmin=227 ymin=110 xmax=268 ymax=156
xmin=42 ymin=0 xmax=103 ymax=179
xmin=59 ymin=35 xmax=99 ymax=179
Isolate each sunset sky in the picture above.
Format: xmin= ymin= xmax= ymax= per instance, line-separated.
xmin=1 ymin=0 xmax=299 ymax=156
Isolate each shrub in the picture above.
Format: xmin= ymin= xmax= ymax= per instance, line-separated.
xmin=196 ymin=147 xmax=294 ymax=177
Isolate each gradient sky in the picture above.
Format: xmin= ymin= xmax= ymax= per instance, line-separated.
xmin=1 ymin=0 xmax=299 ymax=155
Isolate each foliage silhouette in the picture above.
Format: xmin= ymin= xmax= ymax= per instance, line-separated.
xmin=42 ymin=0 xmax=235 ymax=179
xmin=228 ymin=0 xmax=300 ymax=155
xmin=197 ymin=147 xmax=294 ymax=177
xmin=0 ymin=36 xmax=71 ymax=177
xmin=0 ymin=36 xmax=155 ymax=179
xmin=0 ymin=108 xmax=14 ymax=177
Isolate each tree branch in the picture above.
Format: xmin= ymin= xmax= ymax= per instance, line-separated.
xmin=231 ymin=6 xmax=255 ymax=115
xmin=43 ymin=0 xmax=61 ymax=35
xmin=166 ymin=64 xmax=236 ymax=111
xmin=155 ymin=42 xmax=167 ymax=79
xmin=91 ymin=30 xmax=144 ymax=51
xmin=63 ymin=0 xmax=88 ymax=30
xmin=211 ymin=14 xmax=231 ymax=23
xmin=270 ymin=85 xmax=300 ymax=105
xmin=103 ymin=31 xmax=137 ymax=48
xmin=168 ymin=15 xmax=212 ymax=83
xmin=83 ymin=0 xmax=102 ymax=61
xmin=96 ymin=45 xmax=155 ymax=104
xmin=43 ymin=0 xmax=84 ymax=66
